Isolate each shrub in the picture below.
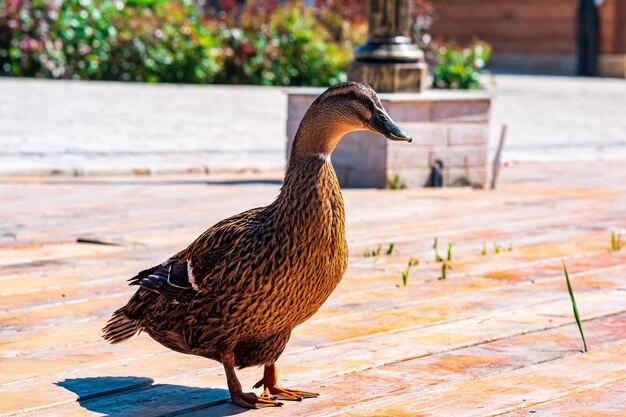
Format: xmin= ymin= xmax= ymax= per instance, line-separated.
xmin=1 ymin=0 xmax=363 ymax=85
xmin=431 ymin=40 xmax=491 ymax=90
xmin=1 ymin=0 xmax=220 ymax=82
xmin=211 ymin=0 xmax=364 ymax=86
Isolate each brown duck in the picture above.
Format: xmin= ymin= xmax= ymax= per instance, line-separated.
xmin=103 ymin=82 xmax=412 ymax=409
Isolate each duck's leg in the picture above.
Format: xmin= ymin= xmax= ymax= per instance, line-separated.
xmin=221 ymin=352 xmax=283 ymax=409
xmin=253 ymin=363 xmax=319 ymax=401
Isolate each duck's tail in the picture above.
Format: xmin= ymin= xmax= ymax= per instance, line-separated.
xmin=102 ymin=307 xmax=141 ymax=344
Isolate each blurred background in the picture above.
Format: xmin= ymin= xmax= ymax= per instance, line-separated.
xmin=1 ymin=0 xmax=625 ymax=177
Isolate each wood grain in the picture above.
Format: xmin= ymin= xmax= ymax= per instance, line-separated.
xmin=1 ymin=160 xmax=625 ymax=416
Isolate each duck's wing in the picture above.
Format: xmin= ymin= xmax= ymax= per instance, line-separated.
xmin=129 ymin=260 xmax=196 ymax=304
xmin=129 ymin=206 xmax=268 ymax=303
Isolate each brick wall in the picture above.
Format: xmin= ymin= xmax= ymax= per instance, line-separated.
xmin=429 ymin=0 xmax=626 ymax=77
xmin=286 ymin=91 xmax=491 ymax=188
xmin=430 ymin=0 xmax=578 ymax=54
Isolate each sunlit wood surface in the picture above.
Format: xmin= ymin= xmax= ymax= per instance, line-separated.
xmin=1 ymin=161 xmax=625 ymax=417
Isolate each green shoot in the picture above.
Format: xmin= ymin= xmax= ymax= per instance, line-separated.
xmin=386 ymin=243 xmax=395 ymax=256
xmin=508 ymin=242 xmax=513 ymax=252
xmin=401 ymin=257 xmax=419 ymax=286
xmin=494 ymin=243 xmax=502 ymax=254
xmin=447 ymin=243 xmax=453 ymax=261
xmin=611 ymin=231 xmax=622 ymax=251
xmin=388 ymin=172 xmax=406 ymax=190
xmin=363 ymin=244 xmax=382 ymax=258
xmin=438 ymin=262 xmax=448 ymax=280
xmin=563 ymin=261 xmax=588 ymax=353
xmin=433 ymin=238 xmax=443 ymax=262
xmin=401 ymin=271 xmax=408 ymax=286
xmin=481 ymin=242 xmax=487 ymax=256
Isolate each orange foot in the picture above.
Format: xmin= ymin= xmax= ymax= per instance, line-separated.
xmin=253 ymin=362 xmax=319 ymax=402
xmin=257 ymin=384 xmax=318 ymax=402
xmin=231 ymin=391 xmax=283 ymax=409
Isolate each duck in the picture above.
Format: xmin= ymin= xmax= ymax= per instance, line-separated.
xmin=103 ymin=81 xmax=412 ymax=409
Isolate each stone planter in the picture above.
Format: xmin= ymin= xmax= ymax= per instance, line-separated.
xmin=286 ymin=90 xmax=492 ymax=188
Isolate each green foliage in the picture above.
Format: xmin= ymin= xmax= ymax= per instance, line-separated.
xmin=385 ymin=243 xmax=395 ymax=256
xmin=1 ymin=0 xmax=364 ymax=85
xmin=432 ymin=40 xmax=491 ymax=90
xmin=214 ymin=1 xmax=363 ymax=86
xmin=1 ymin=0 xmax=220 ymax=82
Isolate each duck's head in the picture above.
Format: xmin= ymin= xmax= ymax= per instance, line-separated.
xmin=291 ymin=82 xmax=412 ymax=158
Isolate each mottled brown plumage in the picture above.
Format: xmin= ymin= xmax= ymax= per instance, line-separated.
xmin=103 ymin=82 xmax=411 ymax=409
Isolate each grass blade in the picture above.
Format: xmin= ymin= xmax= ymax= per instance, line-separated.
xmin=433 ymin=237 xmax=442 ymax=262
xmin=563 ymin=261 xmax=588 ymax=353
xmin=401 ymin=258 xmax=419 ymax=286
xmin=438 ymin=262 xmax=447 ymax=280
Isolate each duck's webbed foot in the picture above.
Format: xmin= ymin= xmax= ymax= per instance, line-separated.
xmin=231 ymin=391 xmax=283 ymax=409
xmin=253 ymin=363 xmax=319 ymax=402
xmin=221 ymin=352 xmax=283 ymax=409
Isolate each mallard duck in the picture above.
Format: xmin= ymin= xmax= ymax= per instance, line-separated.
xmin=103 ymin=82 xmax=412 ymax=409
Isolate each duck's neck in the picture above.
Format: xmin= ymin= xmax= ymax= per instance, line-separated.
xmin=289 ymin=106 xmax=351 ymax=158
xmin=280 ymin=153 xmax=341 ymax=204
xmin=276 ymin=153 xmax=345 ymax=235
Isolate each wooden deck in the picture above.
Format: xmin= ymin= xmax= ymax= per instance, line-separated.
xmin=1 ymin=160 xmax=625 ymax=416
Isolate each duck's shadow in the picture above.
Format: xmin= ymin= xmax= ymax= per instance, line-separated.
xmin=56 ymin=376 xmax=247 ymax=417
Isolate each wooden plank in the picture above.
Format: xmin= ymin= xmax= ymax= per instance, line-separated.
xmin=2 ymin=254 xmax=624 ymax=385
xmin=114 ymin=314 xmax=626 ymax=417
xmin=0 ymin=162 xmax=625 ymax=416
xmin=4 ymin=290 xmax=625 ymax=415
xmin=501 ymin=378 xmax=626 ymax=416
xmin=343 ymin=343 xmax=626 ymax=416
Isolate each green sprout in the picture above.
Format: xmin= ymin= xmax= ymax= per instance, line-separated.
xmin=386 ymin=243 xmax=395 ymax=256
xmin=401 ymin=257 xmax=419 ymax=286
xmin=438 ymin=262 xmax=448 ymax=280
xmin=494 ymin=243 xmax=502 ymax=254
xmin=611 ymin=231 xmax=623 ymax=251
xmin=563 ymin=261 xmax=588 ymax=353
xmin=447 ymin=243 xmax=453 ymax=261
xmin=433 ymin=238 xmax=443 ymax=262
xmin=508 ymin=242 xmax=513 ymax=252
xmin=363 ymin=244 xmax=382 ymax=258
xmin=481 ymin=242 xmax=487 ymax=256
xmin=388 ymin=172 xmax=406 ymax=190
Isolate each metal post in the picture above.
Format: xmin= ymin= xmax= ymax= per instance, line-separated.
xmin=348 ymin=0 xmax=427 ymax=93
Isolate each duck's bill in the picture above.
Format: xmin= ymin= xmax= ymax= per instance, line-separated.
xmin=367 ymin=108 xmax=412 ymax=142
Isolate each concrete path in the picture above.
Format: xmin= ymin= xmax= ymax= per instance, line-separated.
xmin=485 ymin=74 xmax=626 ymax=161
xmin=0 ymin=79 xmax=287 ymax=175
xmin=1 ymin=75 xmax=625 ymax=176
